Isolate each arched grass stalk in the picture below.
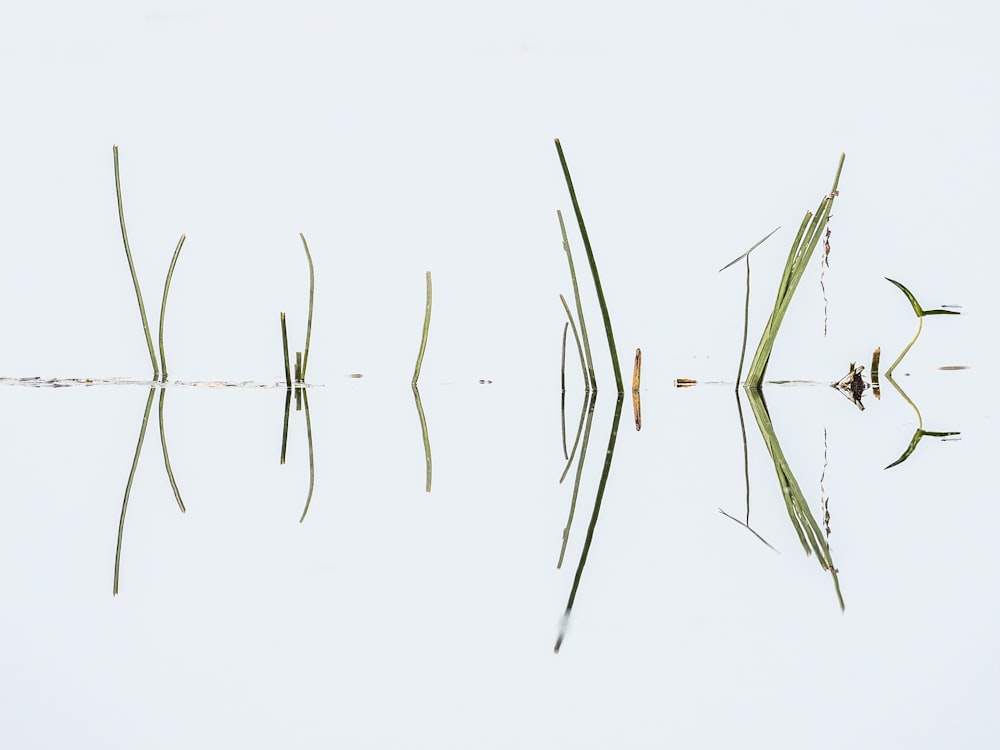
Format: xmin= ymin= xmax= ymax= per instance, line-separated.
xmin=557 ymin=210 xmax=596 ymax=391
xmin=411 ymin=271 xmax=432 ymax=385
xmin=157 ymin=234 xmax=186 ymax=382
xmin=884 ymin=278 xmax=960 ymax=377
xmin=745 ymin=155 xmax=846 ymax=388
xmin=298 ymin=233 xmax=315 ymax=382
xmin=555 ymin=140 xmax=623 ymax=394
xmin=719 ymin=226 xmax=781 ymax=389
xmin=113 ymin=146 xmax=160 ymax=380
xmin=114 ymin=387 xmax=156 ymax=595
xmin=158 ymin=388 xmax=185 ymax=513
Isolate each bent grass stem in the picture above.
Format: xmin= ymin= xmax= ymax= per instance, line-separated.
xmin=113 ymin=145 xmax=160 ymax=380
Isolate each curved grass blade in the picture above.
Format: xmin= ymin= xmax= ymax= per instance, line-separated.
xmin=158 ymin=234 xmax=186 ymax=382
xmin=554 ymin=140 xmax=623 ymax=394
xmin=113 ymin=146 xmax=160 ymax=379
xmin=113 ymin=387 xmax=156 ymax=595
xmin=299 ymin=233 xmax=315 ymax=382
xmin=411 ymin=271 xmax=432 ymax=385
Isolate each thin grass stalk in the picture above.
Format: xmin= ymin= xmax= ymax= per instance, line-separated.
xmin=557 ymin=391 xmax=597 ymax=568
xmin=158 ymin=388 xmax=185 ymax=513
xmin=299 ymin=233 xmax=315 ymax=381
xmin=746 ymin=155 xmax=845 ymax=387
xmin=885 ymin=316 xmax=922 ymax=377
xmin=554 ymin=140 xmax=623 ymax=394
xmin=412 ymin=271 xmax=432 ymax=385
xmin=555 ymin=393 xmax=625 ymax=653
xmin=560 ymin=390 xmax=590 ymax=484
xmin=280 ymin=312 xmax=292 ymax=388
xmin=298 ymin=388 xmax=316 ymax=522
xmin=157 ymin=234 xmax=186 ymax=382
xmin=718 ymin=226 xmax=779 ymax=387
xmin=557 ymin=210 xmax=596 ymax=391
xmin=114 ymin=387 xmax=156 ymax=595
xmin=559 ymin=294 xmax=588 ymax=388
xmin=113 ymin=146 xmax=160 ymax=379
xmin=412 ymin=385 xmax=432 ymax=493
xmin=295 ymin=352 xmax=303 ymax=384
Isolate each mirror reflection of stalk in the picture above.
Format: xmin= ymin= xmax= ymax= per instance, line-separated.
xmin=557 ymin=391 xmax=597 ymax=569
xmin=555 ymin=393 xmax=625 ymax=653
xmin=298 ymin=388 xmax=316 ymax=522
xmin=114 ymin=388 xmax=156 ymax=595
xmin=560 ymin=322 xmax=569 ymax=460
xmin=412 ymin=385 xmax=432 ymax=493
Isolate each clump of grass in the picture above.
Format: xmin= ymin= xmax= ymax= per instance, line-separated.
xmin=745 ymin=154 xmax=846 ymax=388
xmin=554 ymin=139 xmax=623 ymax=394
xmin=884 ymin=278 xmax=960 ymax=377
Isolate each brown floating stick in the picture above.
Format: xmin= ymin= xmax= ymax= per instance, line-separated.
xmin=632 ymin=348 xmax=642 ymax=431
xmin=871 ymin=347 xmax=881 ymax=400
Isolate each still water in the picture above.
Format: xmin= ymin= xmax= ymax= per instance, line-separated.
xmin=1 ymin=362 xmax=991 ymax=747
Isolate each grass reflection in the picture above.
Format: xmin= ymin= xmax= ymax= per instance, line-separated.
xmin=744 ymin=388 xmax=844 ymax=610
xmin=114 ymin=386 xmax=186 ymax=595
xmin=555 ymin=393 xmax=624 ymax=653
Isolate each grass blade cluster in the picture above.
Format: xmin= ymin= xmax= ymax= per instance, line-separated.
xmin=745 ymin=155 xmax=845 ymax=388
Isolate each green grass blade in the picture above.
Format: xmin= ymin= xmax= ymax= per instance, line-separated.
xmin=718 ymin=226 xmax=781 ymax=272
xmin=157 ymin=234 xmax=186 ymax=382
xmin=554 ymin=140 xmax=623 ymax=394
xmin=280 ymin=312 xmax=292 ymax=388
xmin=114 ymin=387 xmax=156 ymax=595
xmin=158 ymin=387 xmax=185 ymax=513
xmin=411 ymin=271 xmax=432 ymax=385
xmin=558 ymin=210 xmax=597 ymax=391
xmin=113 ymin=146 xmax=160 ymax=380
xmin=299 ymin=233 xmax=315 ymax=381
xmin=885 ymin=277 xmax=924 ymax=316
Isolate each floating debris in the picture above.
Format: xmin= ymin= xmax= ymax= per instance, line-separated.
xmin=674 ymin=378 xmax=697 ymax=388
